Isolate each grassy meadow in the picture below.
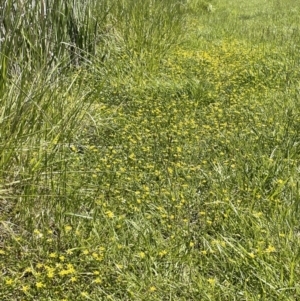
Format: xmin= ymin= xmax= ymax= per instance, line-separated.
xmin=1 ymin=0 xmax=300 ymax=299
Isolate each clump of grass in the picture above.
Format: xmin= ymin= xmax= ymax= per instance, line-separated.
xmin=187 ymin=0 xmax=214 ymax=13
xmin=0 ymin=0 xmax=102 ymax=84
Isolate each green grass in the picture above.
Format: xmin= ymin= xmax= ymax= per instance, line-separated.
xmin=1 ymin=0 xmax=300 ymax=300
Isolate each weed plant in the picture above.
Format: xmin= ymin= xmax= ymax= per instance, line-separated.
xmin=1 ymin=0 xmax=300 ymax=300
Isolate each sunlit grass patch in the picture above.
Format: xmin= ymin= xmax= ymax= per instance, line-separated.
xmin=2 ymin=0 xmax=300 ymax=300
